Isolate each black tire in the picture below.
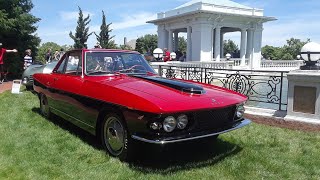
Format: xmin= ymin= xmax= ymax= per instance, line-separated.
xmin=26 ymin=85 xmax=33 ymax=91
xmin=100 ymin=113 xmax=134 ymax=161
xmin=39 ymin=93 xmax=51 ymax=119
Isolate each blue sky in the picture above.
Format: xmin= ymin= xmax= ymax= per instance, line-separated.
xmin=31 ymin=0 xmax=320 ymax=48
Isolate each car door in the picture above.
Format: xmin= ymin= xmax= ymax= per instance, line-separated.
xmin=49 ymin=51 xmax=87 ymax=123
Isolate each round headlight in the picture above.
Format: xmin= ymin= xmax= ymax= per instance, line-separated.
xmin=22 ymin=77 xmax=28 ymax=84
xmin=163 ymin=116 xmax=176 ymax=132
xmin=177 ymin=114 xmax=188 ymax=129
xmin=236 ymin=104 xmax=245 ymax=119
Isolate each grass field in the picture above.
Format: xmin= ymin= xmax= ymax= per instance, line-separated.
xmin=0 ymin=90 xmax=319 ymax=179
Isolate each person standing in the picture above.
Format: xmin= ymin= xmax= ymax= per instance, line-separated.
xmin=179 ymin=52 xmax=186 ymax=62
xmin=45 ymin=48 xmax=52 ymax=63
xmin=163 ymin=48 xmax=171 ymax=62
xmin=59 ymin=48 xmax=65 ymax=58
xmin=23 ymin=49 xmax=33 ymax=69
xmin=0 ymin=43 xmax=18 ymax=83
xmin=53 ymin=50 xmax=60 ymax=61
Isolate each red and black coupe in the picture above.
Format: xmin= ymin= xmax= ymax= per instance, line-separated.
xmin=33 ymin=49 xmax=250 ymax=161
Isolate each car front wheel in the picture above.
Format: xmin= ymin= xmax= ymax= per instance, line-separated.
xmin=100 ymin=113 xmax=133 ymax=161
xmin=40 ymin=94 xmax=51 ymax=118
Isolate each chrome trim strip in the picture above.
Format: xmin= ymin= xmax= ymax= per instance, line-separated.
xmin=131 ymin=119 xmax=251 ymax=144
xmin=50 ymin=106 xmax=95 ymax=128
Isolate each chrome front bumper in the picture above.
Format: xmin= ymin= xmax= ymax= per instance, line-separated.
xmin=131 ymin=119 xmax=251 ymax=144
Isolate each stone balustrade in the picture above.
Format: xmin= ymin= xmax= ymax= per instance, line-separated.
xmin=151 ymin=61 xmax=233 ymax=69
xmin=260 ymin=60 xmax=304 ymax=68
xmin=150 ymin=60 xmax=318 ymax=71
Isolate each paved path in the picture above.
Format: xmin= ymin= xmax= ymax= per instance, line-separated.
xmin=0 ymin=81 xmax=13 ymax=93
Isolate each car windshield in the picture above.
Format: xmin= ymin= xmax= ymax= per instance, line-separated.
xmin=85 ymin=51 xmax=155 ymax=75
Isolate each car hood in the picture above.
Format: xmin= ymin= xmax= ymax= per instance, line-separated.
xmin=22 ymin=64 xmax=44 ymax=77
xmin=92 ymin=75 xmax=247 ymax=113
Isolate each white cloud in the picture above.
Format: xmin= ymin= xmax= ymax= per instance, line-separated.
xmin=223 ymin=10 xmax=320 ymax=47
xmin=59 ymin=11 xmax=94 ymax=21
xmin=111 ymin=12 xmax=157 ymax=30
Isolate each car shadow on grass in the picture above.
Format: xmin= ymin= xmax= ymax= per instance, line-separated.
xmin=32 ymin=107 xmax=242 ymax=173
xmin=128 ymin=138 xmax=242 ymax=174
xmin=31 ymin=107 xmax=103 ymax=150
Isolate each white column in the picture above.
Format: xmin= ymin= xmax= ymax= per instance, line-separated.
xmin=220 ymin=32 xmax=224 ymax=58
xmin=174 ymin=32 xmax=179 ymax=51
xmin=212 ymin=29 xmax=215 ymax=60
xmin=157 ymin=25 xmax=166 ymax=49
xmin=164 ymin=30 xmax=169 ymax=49
xmin=187 ymin=26 xmax=192 ymax=61
xmin=246 ymin=29 xmax=253 ymax=59
xmin=252 ymin=27 xmax=263 ymax=69
xmin=168 ymin=29 xmax=173 ymax=52
xmin=191 ymin=23 xmax=213 ymax=62
xmin=214 ymin=26 xmax=221 ymax=62
xmin=246 ymin=29 xmax=254 ymax=68
xmin=240 ymin=29 xmax=247 ymax=66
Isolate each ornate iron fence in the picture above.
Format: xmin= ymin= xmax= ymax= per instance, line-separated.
xmin=158 ymin=65 xmax=289 ymax=111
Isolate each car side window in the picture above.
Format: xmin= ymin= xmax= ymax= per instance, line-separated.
xmin=56 ymin=55 xmax=68 ymax=73
xmin=65 ymin=52 xmax=82 ymax=76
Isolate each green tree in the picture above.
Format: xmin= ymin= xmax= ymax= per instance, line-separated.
xmin=262 ymin=45 xmax=283 ymax=60
xmin=262 ymin=38 xmax=311 ymax=60
xmin=118 ymin=44 xmax=132 ymax=50
xmin=36 ymin=42 xmax=62 ymax=63
xmin=178 ymin=36 xmax=187 ymax=52
xmin=69 ymin=7 xmax=92 ymax=49
xmin=94 ymin=10 xmax=116 ymax=49
xmin=135 ymin=38 xmax=144 ymax=53
xmin=223 ymin=39 xmax=239 ymax=55
xmin=282 ymin=38 xmax=310 ymax=60
xmin=0 ymin=0 xmax=41 ymax=78
xmin=135 ymin=34 xmax=158 ymax=54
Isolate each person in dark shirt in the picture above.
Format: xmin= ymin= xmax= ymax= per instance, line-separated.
xmin=45 ymin=48 xmax=52 ymax=63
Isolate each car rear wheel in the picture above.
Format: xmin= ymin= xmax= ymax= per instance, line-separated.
xmin=100 ymin=113 xmax=133 ymax=161
xmin=40 ymin=94 xmax=51 ymax=118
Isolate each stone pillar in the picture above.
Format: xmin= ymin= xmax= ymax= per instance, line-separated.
xmin=285 ymin=70 xmax=320 ymax=124
xmin=251 ymin=27 xmax=263 ymax=69
xmin=220 ymin=32 xmax=224 ymax=58
xmin=240 ymin=29 xmax=247 ymax=66
xmin=246 ymin=29 xmax=253 ymax=68
xmin=214 ymin=26 xmax=221 ymax=62
xmin=157 ymin=25 xmax=166 ymax=49
xmin=187 ymin=26 xmax=192 ymax=61
xmin=168 ymin=29 xmax=174 ymax=52
xmin=191 ymin=23 xmax=213 ymax=62
xmin=174 ymin=32 xmax=179 ymax=52
xmin=164 ymin=30 xmax=169 ymax=50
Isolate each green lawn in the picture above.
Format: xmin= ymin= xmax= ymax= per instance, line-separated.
xmin=0 ymin=90 xmax=320 ymax=180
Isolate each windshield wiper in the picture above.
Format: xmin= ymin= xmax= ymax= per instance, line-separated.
xmin=118 ymin=67 xmax=155 ymax=73
xmin=87 ymin=71 xmax=111 ymax=75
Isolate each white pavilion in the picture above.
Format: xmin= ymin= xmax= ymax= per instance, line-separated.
xmin=147 ymin=0 xmax=276 ymax=69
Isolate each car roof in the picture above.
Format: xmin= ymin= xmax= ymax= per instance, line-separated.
xmin=67 ymin=49 xmax=141 ymax=54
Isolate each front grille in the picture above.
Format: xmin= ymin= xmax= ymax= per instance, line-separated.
xmin=193 ymin=106 xmax=236 ymax=132
xmin=29 ymin=75 xmax=33 ymax=83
